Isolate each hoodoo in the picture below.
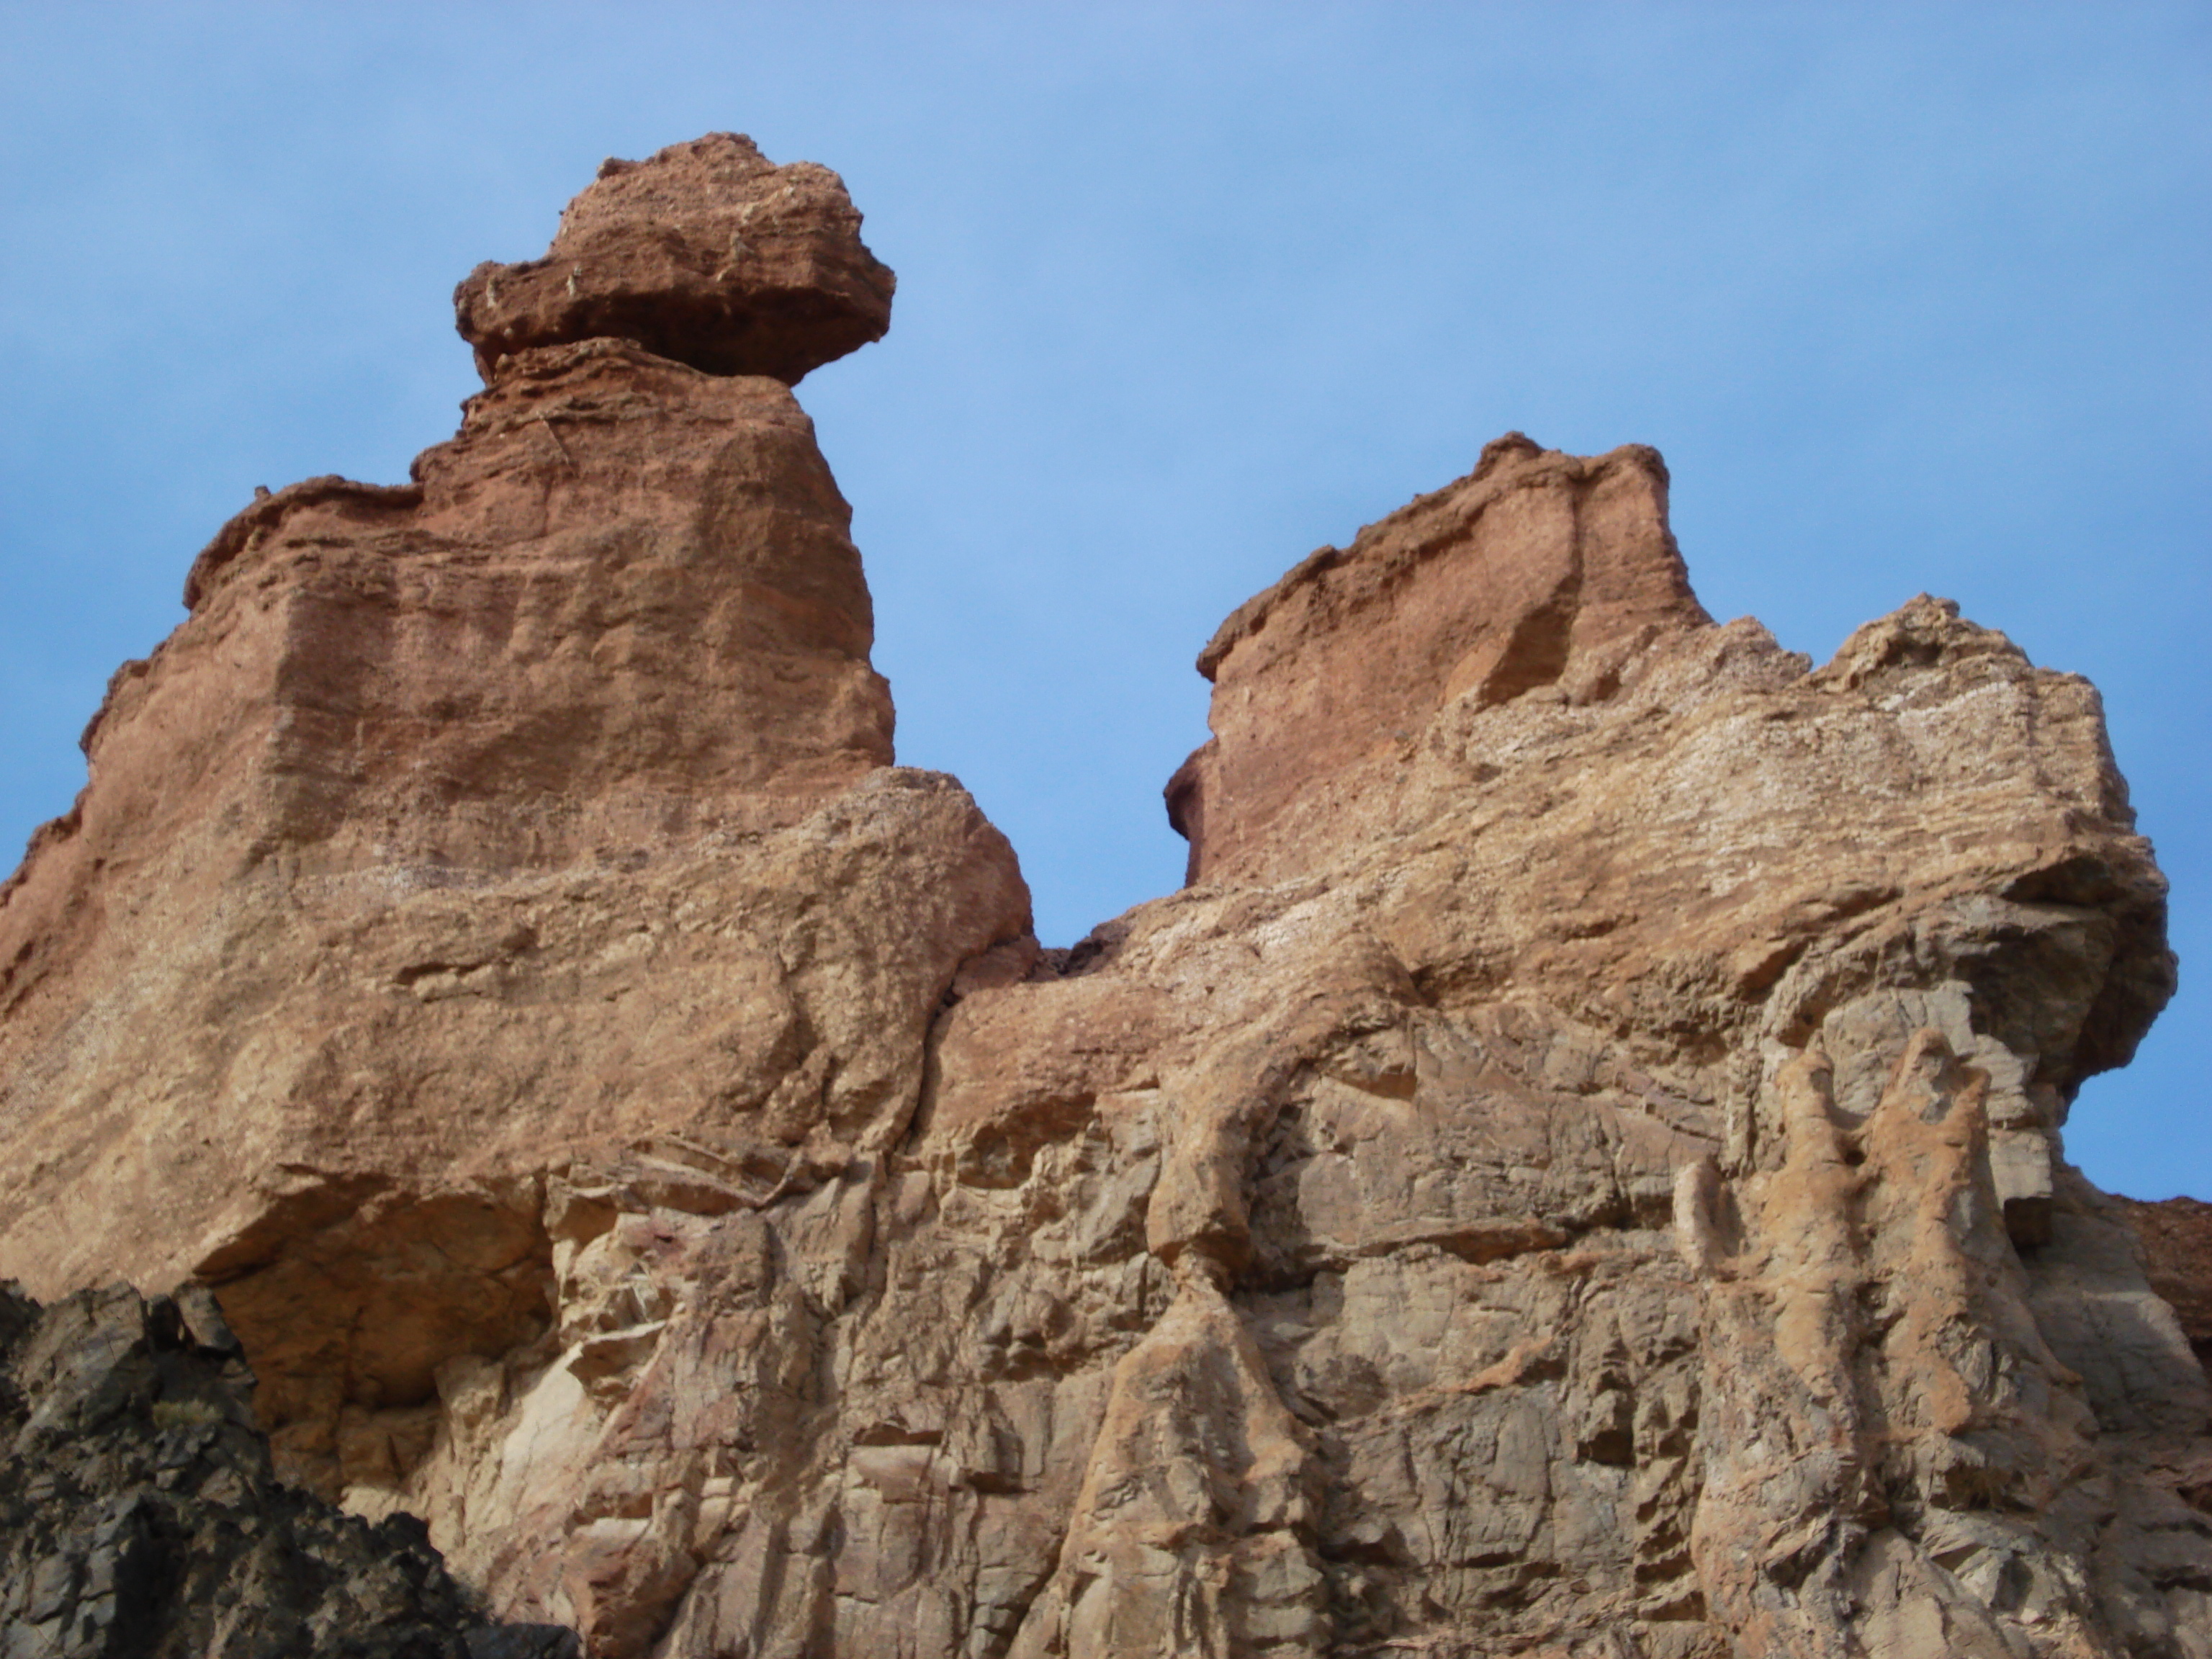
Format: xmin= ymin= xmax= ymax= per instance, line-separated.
xmin=2 ymin=135 xmax=2207 ymax=1658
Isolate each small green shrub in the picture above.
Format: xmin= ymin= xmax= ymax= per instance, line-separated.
xmin=151 ymin=1397 xmax=226 ymax=1430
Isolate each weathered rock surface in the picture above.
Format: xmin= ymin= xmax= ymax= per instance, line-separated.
xmin=4 ymin=138 xmax=2209 ymax=1658
xmin=2121 ymin=1197 xmax=2212 ymax=1389
xmin=0 ymin=138 xmax=1022 ymax=1517
xmin=453 ymin=133 xmax=894 ymax=386
xmin=0 ymin=1279 xmax=578 ymax=1658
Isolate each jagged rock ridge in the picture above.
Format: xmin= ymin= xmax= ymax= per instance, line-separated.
xmin=2 ymin=134 xmax=2208 ymax=1658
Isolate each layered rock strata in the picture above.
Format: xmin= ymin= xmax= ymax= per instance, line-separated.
xmin=2 ymin=136 xmax=2209 ymax=1658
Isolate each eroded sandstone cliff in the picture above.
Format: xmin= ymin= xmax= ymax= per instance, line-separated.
xmin=2 ymin=132 xmax=2208 ymax=1658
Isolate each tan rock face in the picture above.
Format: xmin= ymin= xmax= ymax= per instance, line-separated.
xmin=4 ymin=138 xmax=2209 ymax=1658
xmin=0 ymin=143 xmax=1020 ymax=1511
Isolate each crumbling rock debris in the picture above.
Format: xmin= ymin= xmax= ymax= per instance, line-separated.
xmin=0 ymin=1279 xmax=579 ymax=1658
xmin=3 ymin=136 xmax=2210 ymax=1658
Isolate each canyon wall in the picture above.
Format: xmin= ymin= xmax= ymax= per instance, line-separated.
xmin=2 ymin=134 xmax=2207 ymax=1659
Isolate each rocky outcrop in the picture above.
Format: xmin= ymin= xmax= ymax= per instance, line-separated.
xmin=0 ymin=1279 xmax=578 ymax=1657
xmin=2 ymin=137 xmax=2208 ymax=1658
xmin=453 ymin=133 xmax=894 ymax=385
xmin=0 ymin=137 xmax=1025 ymax=1512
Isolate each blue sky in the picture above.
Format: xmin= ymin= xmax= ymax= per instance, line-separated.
xmin=1 ymin=4 xmax=2205 ymax=1196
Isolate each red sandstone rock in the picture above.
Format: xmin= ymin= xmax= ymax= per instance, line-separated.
xmin=0 ymin=157 xmax=1021 ymax=1512
xmin=1166 ymin=432 xmax=1712 ymax=886
xmin=453 ymin=133 xmax=894 ymax=385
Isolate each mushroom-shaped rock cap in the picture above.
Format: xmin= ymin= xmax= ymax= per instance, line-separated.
xmin=453 ymin=132 xmax=895 ymax=385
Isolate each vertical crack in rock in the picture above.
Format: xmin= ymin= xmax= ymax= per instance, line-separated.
xmin=4 ymin=133 xmax=2209 ymax=1658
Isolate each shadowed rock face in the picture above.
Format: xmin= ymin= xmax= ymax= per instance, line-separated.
xmin=2121 ymin=1197 xmax=2212 ymax=1392
xmin=3 ymin=138 xmax=2210 ymax=1659
xmin=0 ymin=1280 xmax=580 ymax=1658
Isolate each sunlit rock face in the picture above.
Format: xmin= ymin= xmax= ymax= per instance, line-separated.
xmin=452 ymin=131 xmax=896 ymax=385
xmin=0 ymin=131 xmax=1024 ymax=1539
xmin=2 ymin=135 xmax=2208 ymax=1659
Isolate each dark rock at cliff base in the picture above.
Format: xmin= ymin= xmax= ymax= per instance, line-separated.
xmin=0 ymin=1280 xmax=577 ymax=1659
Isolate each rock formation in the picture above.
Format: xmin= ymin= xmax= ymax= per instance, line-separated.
xmin=452 ymin=132 xmax=894 ymax=386
xmin=2121 ymin=1197 xmax=2212 ymax=1392
xmin=3 ymin=133 xmax=2209 ymax=1657
xmin=0 ymin=1279 xmax=579 ymax=1657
